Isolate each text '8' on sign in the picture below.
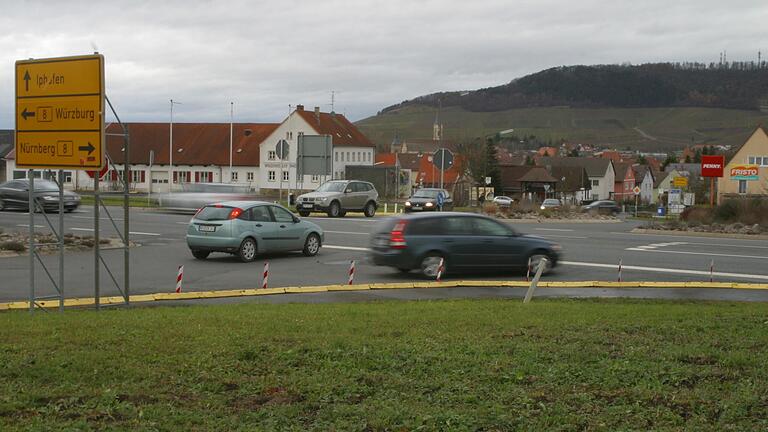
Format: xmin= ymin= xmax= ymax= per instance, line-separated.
xmin=15 ymin=54 xmax=104 ymax=169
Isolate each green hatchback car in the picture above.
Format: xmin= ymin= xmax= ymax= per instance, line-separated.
xmin=186 ymin=201 xmax=324 ymax=262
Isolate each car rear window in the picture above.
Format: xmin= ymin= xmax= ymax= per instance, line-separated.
xmin=196 ymin=205 xmax=234 ymax=221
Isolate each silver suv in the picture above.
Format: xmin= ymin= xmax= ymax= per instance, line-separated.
xmin=296 ymin=180 xmax=379 ymax=218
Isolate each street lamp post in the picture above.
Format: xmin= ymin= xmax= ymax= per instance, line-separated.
xmin=169 ymin=99 xmax=181 ymax=193
xmin=229 ymin=101 xmax=234 ymax=183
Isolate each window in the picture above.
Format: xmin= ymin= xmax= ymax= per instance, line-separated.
xmin=62 ymin=171 xmax=72 ymax=183
xmin=268 ymin=151 xmax=276 ymax=161
xmin=358 ymin=152 xmax=361 ymax=162
xmin=248 ymin=206 xmax=272 ymax=222
xmin=346 ymin=152 xmax=350 ymax=161
xmin=341 ymin=152 xmax=345 ymax=162
xmin=131 ymin=170 xmax=142 ymax=183
xmin=311 ymin=175 xmax=320 ymax=183
xmin=747 ymin=156 xmax=768 ymax=166
xmin=13 ymin=170 xmax=26 ymax=179
xmin=282 ymin=171 xmax=289 ymax=181
xmin=231 ymin=172 xmax=238 ymax=182
xmin=200 ymin=172 xmax=212 ymax=182
xmin=592 ymin=179 xmax=600 ymax=187
xmin=247 ymin=172 xmax=254 ymax=181
xmin=270 ymin=206 xmax=295 ymax=223
xmin=738 ymin=180 xmax=747 ymax=194
xmin=471 ymin=217 xmax=511 ymax=236
xmin=335 ymin=152 xmax=339 ymax=162
xmin=268 ymin=171 xmax=276 ymax=181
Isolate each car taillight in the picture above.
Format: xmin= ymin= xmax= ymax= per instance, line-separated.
xmin=389 ymin=220 xmax=408 ymax=249
xmin=228 ymin=207 xmax=244 ymax=219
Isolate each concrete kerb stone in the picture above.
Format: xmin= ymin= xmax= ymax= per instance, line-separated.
xmin=4 ymin=280 xmax=768 ymax=310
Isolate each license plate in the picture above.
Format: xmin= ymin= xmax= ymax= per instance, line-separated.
xmin=198 ymin=225 xmax=215 ymax=232
xmin=302 ymin=203 xmax=313 ymax=208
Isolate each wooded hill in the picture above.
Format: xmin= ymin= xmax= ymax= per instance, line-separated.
xmin=382 ymin=63 xmax=768 ymax=113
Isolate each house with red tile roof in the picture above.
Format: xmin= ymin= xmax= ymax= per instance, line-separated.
xmin=612 ymin=162 xmax=636 ymax=202
xmin=6 ymin=105 xmax=375 ymax=194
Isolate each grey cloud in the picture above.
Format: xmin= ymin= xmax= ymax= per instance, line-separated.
xmin=1 ymin=0 xmax=767 ymax=128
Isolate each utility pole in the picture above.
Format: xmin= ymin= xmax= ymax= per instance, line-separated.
xmin=229 ymin=101 xmax=234 ymax=183
xmin=169 ymin=99 xmax=181 ymax=193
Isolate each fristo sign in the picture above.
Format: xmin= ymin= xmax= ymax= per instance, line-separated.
xmin=729 ymin=164 xmax=759 ymax=181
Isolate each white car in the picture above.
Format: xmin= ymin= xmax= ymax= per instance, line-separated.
xmin=492 ymin=196 xmax=514 ymax=207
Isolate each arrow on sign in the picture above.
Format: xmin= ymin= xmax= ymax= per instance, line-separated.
xmin=21 ymin=108 xmax=35 ymax=120
xmin=78 ymin=142 xmax=95 ymax=155
xmin=23 ymin=70 xmax=31 ymax=92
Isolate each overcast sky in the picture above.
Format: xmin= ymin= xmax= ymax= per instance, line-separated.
xmin=1 ymin=0 xmax=766 ymax=128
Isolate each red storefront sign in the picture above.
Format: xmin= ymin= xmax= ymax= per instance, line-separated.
xmin=701 ymin=155 xmax=725 ymax=177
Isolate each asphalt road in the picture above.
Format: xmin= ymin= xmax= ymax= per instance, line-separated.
xmin=1 ymin=206 xmax=768 ymax=303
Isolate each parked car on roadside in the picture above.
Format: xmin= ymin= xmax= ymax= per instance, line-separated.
xmin=581 ymin=200 xmax=621 ymax=215
xmin=492 ymin=196 xmax=515 ymax=207
xmin=540 ymin=198 xmax=562 ymax=210
xmin=0 ymin=179 xmax=81 ymax=212
xmin=404 ymin=188 xmax=453 ymax=212
xmin=368 ymin=212 xmax=561 ymax=278
xmin=295 ymin=180 xmax=378 ymax=218
xmin=186 ymin=201 xmax=324 ymax=262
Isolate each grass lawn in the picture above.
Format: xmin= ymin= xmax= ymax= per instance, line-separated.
xmin=1 ymin=299 xmax=767 ymax=430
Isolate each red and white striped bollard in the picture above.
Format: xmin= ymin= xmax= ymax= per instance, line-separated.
xmin=176 ymin=265 xmax=184 ymax=293
xmin=617 ymin=259 xmax=623 ymax=283
xmin=526 ymin=257 xmax=532 ymax=282
xmin=436 ymin=258 xmax=445 ymax=282
xmin=262 ymin=262 xmax=269 ymax=289
xmin=348 ymin=260 xmax=355 ymax=285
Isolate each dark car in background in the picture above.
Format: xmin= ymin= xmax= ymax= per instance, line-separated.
xmin=0 ymin=179 xmax=80 ymax=212
xmin=581 ymin=200 xmax=621 ymax=215
xmin=404 ymin=188 xmax=453 ymax=212
xmin=369 ymin=212 xmax=561 ymax=278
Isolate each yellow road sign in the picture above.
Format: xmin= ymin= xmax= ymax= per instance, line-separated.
xmin=15 ymin=54 xmax=104 ymax=169
xmin=673 ymin=176 xmax=688 ymax=187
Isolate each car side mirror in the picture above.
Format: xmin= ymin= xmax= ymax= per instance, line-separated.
xmin=345 ymin=189 xmax=352 ymax=193
xmin=292 ymin=216 xmax=300 ymax=223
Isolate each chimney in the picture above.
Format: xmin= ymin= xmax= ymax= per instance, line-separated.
xmin=314 ymin=106 xmax=320 ymax=122
xmin=296 ymin=104 xmax=304 ymax=111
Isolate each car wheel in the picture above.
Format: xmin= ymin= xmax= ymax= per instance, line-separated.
xmin=303 ymin=233 xmax=321 ymax=257
xmin=298 ymin=210 xmax=310 ymax=217
xmin=338 ymin=210 xmax=346 ymax=217
xmin=420 ymin=253 xmax=446 ymax=279
xmin=0 ymin=199 xmax=5 ymax=211
xmin=191 ymin=249 xmax=210 ymax=260
xmin=327 ymin=201 xmax=341 ymax=217
xmin=237 ymin=238 xmax=257 ymax=263
xmin=527 ymin=252 xmax=552 ymax=276
xmin=364 ymin=202 xmax=376 ymax=217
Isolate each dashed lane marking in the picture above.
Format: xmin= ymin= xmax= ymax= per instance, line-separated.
xmin=534 ymin=228 xmax=574 ymax=232
xmin=324 ymin=230 xmax=369 ymax=235
xmin=70 ymin=227 xmax=161 ymax=236
xmin=623 ymin=248 xmax=768 ymax=260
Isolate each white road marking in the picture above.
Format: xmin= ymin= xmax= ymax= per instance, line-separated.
xmin=176 ymin=222 xmax=189 ymax=225
xmin=534 ymin=228 xmax=574 ymax=232
xmin=538 ymin=234 xmax=588 ymax=239
xmin=70 ymin=227 xmax=161 ymax=236
xmin=623 ymin=248 xmax=768 ymax=260
xmin=72 ymin=215 xmax=124 ymax=221
xmin=323 ymin=245 xmax=369 ymax=251
xmin=16 ymin=224 xmax=45 ymax=228
xmin=676 ymin=241 xmax=768 ymax=250
xmin=561 ymin=260 xmax=768 ymax=281
xmin=610 ymin=231 xmax=768 ymax=243
xmin=324 ymin=230 xmax=369 ymax=235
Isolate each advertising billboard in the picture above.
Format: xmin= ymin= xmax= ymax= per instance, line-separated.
xmin=700 ymin=155 xmax=725 ymax=178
